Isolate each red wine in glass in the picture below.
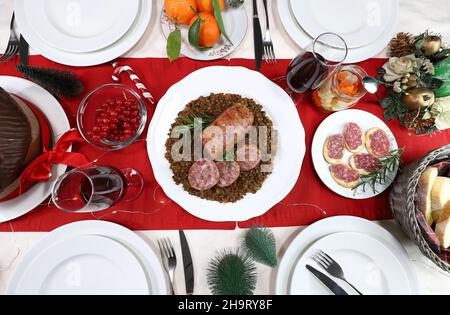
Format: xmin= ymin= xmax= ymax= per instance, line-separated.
xmin=286 ymin=51 xmax=329 ymax=94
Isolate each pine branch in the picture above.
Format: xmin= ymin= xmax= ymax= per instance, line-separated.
xmin=207 ymin=249 xmax=257 ymax=295
xmin=16 ymin=64 xmax=84 ymax=98
xmin=242 ymin=227 xmax=277 ymax=268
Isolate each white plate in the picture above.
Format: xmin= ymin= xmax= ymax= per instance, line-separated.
xmin=14 ymin=235 xmax=149 ymax=295
xmin=275 ymin=216 xmax=421 ymax=295
xmin=160 ymin=6 xmax=248 ymax=61
xmin=6 ymin=220 xmax=167 ymax=295
xmin=277 ymin=0 xmax=399 ymax=63
xmin=311 ymin=109 xmax=398 ymax=200
xmin=0 ymin=76 xmax=70 ymax=223
xmin=26 ymin=0 xmax=140 ymax=53
xmin=147 ymin=66 xmax=305 ymax=222
xmin=290 ymin=0 xmax=396 ymax=49
xmin=14 ymin=0 xmax=152 ymax=66
xmin=290 ymin=232 xmax=411 ymax=295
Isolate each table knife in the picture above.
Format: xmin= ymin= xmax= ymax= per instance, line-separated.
xmin=19 ymin=34 xmax=29 ymax=66
xmin=306 ymin=264 xmax=349 ymax=295
xmin=252 ymin=0 xmax=263 ymax=71
xmin=179 ymin=230 xmax=194 ymax=295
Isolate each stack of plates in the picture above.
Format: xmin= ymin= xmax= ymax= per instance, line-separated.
xmin=278 ymin=0 xmax=399 ymax=63
xmin=6 ymin=221 xmax=167 ymax=295
xmin=276 ymin=216 xmax=421 ymax=295
xmin=14 ymin=0 xmax=152 ymax=66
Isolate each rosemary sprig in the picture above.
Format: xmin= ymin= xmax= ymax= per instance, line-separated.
xmin=353 ymin=148 xmax=404 ymax=194
xmin=177 ymin=113 xmax=214 ymax=134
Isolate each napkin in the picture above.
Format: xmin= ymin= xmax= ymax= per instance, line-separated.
xmin=0 ymin=0 xmax=14 ymax=53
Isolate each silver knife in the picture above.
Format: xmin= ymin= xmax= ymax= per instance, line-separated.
xmin=306 ymin=264 xmax=349 ymax=295
xmin=253 ymin=0 xmax=263 ymax=71
xmin=179 ymin=230 xmax=194 ymax=295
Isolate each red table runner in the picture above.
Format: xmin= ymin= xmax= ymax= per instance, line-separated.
xmin=0 ymin=56 xmax=448 ymax=232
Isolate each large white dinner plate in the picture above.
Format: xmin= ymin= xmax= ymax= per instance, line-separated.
xmin=147 ymin=66 xmax=305 ymax=222
xmin=0 ymin=76 xmax=70 ymax=223
xmin=290 ymin=0 xmax=397 ymax=49
xmin=14 ymin=0 xmax=152 ymax=66
xmin=13 ymin=235 xmax=149 ymax=295
xmin=6 ymin=220 xmax=167 ymax=295
xmin=277 ymin=0 xmax=399 ymax=63
xmin=275 ymin=216 xmax=421 ymax=295
xmin=311 ymin=109 xmax=398 ymax=200
xmin=25 ymin=0 xmax=140 ymax=53
xmin=290 ymin=232 xmax=412 ymax=295
xmin=161 ymin=6 xmax=248 ymax=61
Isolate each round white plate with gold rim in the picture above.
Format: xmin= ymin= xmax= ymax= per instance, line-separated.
xmin=0 ymin=76 xmax=70 ymax=223
xmin=160 ymin=6 xmax=248 ymax=61
xmin=147 ymin=66 xmax=305 ymax=222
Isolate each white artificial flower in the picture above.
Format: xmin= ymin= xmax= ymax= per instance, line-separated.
xmin=382 ymin=54 xmax=417 ymax=82
xmin=433 ymin=96 xmax=450 ymax=131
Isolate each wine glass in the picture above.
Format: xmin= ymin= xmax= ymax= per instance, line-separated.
xmin=52 ymin=165 xmax=144 ymax=213
xmin=286 ymin=32 xmax=348 ymax=94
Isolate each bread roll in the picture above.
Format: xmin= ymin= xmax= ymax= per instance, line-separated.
xmin=416 ymin=167 xmax=439 ymax=225
xmin=435 ymin=201 xmax=450 ymax=249
xmin=431 ymin=177 xmax=450 ymax=222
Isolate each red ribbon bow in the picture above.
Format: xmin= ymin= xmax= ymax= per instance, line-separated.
xmin=19 ymin=129 xmax=90 ymax=192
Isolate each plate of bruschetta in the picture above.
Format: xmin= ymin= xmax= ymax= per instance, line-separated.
xmin=311 ymin=109 xmax=399 ymax=199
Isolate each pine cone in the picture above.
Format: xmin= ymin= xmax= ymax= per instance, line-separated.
xmin=389 ymin=32 xmax=416 ymax=57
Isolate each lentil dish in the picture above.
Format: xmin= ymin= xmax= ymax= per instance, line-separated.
xmin=165 ymin=93 xmax=276 ymax=203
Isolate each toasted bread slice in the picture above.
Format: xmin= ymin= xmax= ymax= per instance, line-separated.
xmin=417 ymin=167 xmax=439 ymax=225
xmin=431 ymin=177 xmax=450 ymax=223
xmin=435 ymin=201 xmax=450 ymax=249
xmin=323 ymin=135 xmax=345 ymax=164
xmin=349 ymin=154 xmax=381 ymax=176
xmin=366 ymin=128 xmax=391 ymax=158
xmin=330 ymin=164 xmax=360 ymax=189
xmin=344 ymin=123 xmax=365 ymax=153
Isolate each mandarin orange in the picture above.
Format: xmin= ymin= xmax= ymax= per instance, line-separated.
xmin=165 ymin=0 xmax=198 ymax=25
xmin=196 ymin=0 xmax=225 ymax=14
xmin=189 ymin=12 xmax=221 ymax=48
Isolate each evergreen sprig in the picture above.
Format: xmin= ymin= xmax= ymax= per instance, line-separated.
xmin=177 ymin=113 xmax=213 ymax=134
xmin=17 ymin=64 xmax=84 ymax=98
xmin=242 ymin=227 xmax=277 ymax=268
xmin=207 ymin=249 xmax=257 ymax=295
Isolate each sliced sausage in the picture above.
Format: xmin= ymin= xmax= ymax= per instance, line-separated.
xmin=202 ymin=103 xmax=254 ymax=160
xmin=350 ymin=153 xmax=381 ymax=175
xmin=323 ymin=134 xmax=345 ymax=164
xmin=216 ymin=161 xmax=241 ymax=188
xmin=344 ymin=122 xmax=364 ymax=152
xmin=330 ymin=164 xmax=360 ymax=188
xmin=188 ymin=159 xmax=219 ymax=191
xmin=236 ymin=144 xmax=261 ymax=171
xmin=366 ymin=128 xmax=391 ymax=158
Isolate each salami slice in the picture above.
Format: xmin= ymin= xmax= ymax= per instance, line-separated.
xmin=323 ymin=134 xmax=345 ymax=163
xmin=216 ymin=162 xmax=241 ymax=188
xmin=350 ymin=154 xmax=381 ymax=175
xmin=236 ymin=144 xmax=261 ymax=171
xmin=330 ymin=164 xmax=360 ymax=188
xmin=344 ymin=122 xmax=364 ymax=152
xmin=188 ymin=159 xmax=220 ymax=191
xmin=366 ymin=128 xmax=391 ymax=158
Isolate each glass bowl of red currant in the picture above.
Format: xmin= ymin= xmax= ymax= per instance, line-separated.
xmin=77 ymin=84 xmax=148 ymax=151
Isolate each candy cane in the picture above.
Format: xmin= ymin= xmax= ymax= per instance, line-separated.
xmin=112 ymin=62 xmax=155 ymax=105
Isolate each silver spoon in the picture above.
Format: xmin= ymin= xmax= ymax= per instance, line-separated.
xmin=362 ymin=76 xmax=389 ymax=94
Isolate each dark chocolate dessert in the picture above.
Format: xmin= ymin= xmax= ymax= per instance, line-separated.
xmin=0 ymin=87 xmax=42 ymax=199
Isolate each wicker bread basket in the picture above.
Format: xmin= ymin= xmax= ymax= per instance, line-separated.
xmin=390 ymin=144 xmax=450 ymax=272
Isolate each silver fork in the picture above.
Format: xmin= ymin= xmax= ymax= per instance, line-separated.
xmin=158 ymin=238 xmax=177 ymax=295
xmin=261 ymin=0 xmax=276 ymax=64
xmin=0 ymin=13 xmax=19 ymax=62
xmin=313 ymin=250 xmax=363 ymax=295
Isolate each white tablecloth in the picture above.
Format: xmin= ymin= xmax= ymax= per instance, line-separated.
xmin=0 ymin=0 xmax=450 ymax=295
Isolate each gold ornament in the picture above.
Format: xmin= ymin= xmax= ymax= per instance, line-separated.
xmin=407 ymin=74 xmax=418 ymax=88
xmin=389 ymin=32 xmax=416 ymax=57
xmin=403 ymin=88 xmax=436 ymax=110
xmin=421 ymin=35 xmax=442 ymax=57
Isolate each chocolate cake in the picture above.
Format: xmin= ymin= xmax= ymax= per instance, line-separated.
xmin=0 ymin=87 xmax=42 ymax=199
